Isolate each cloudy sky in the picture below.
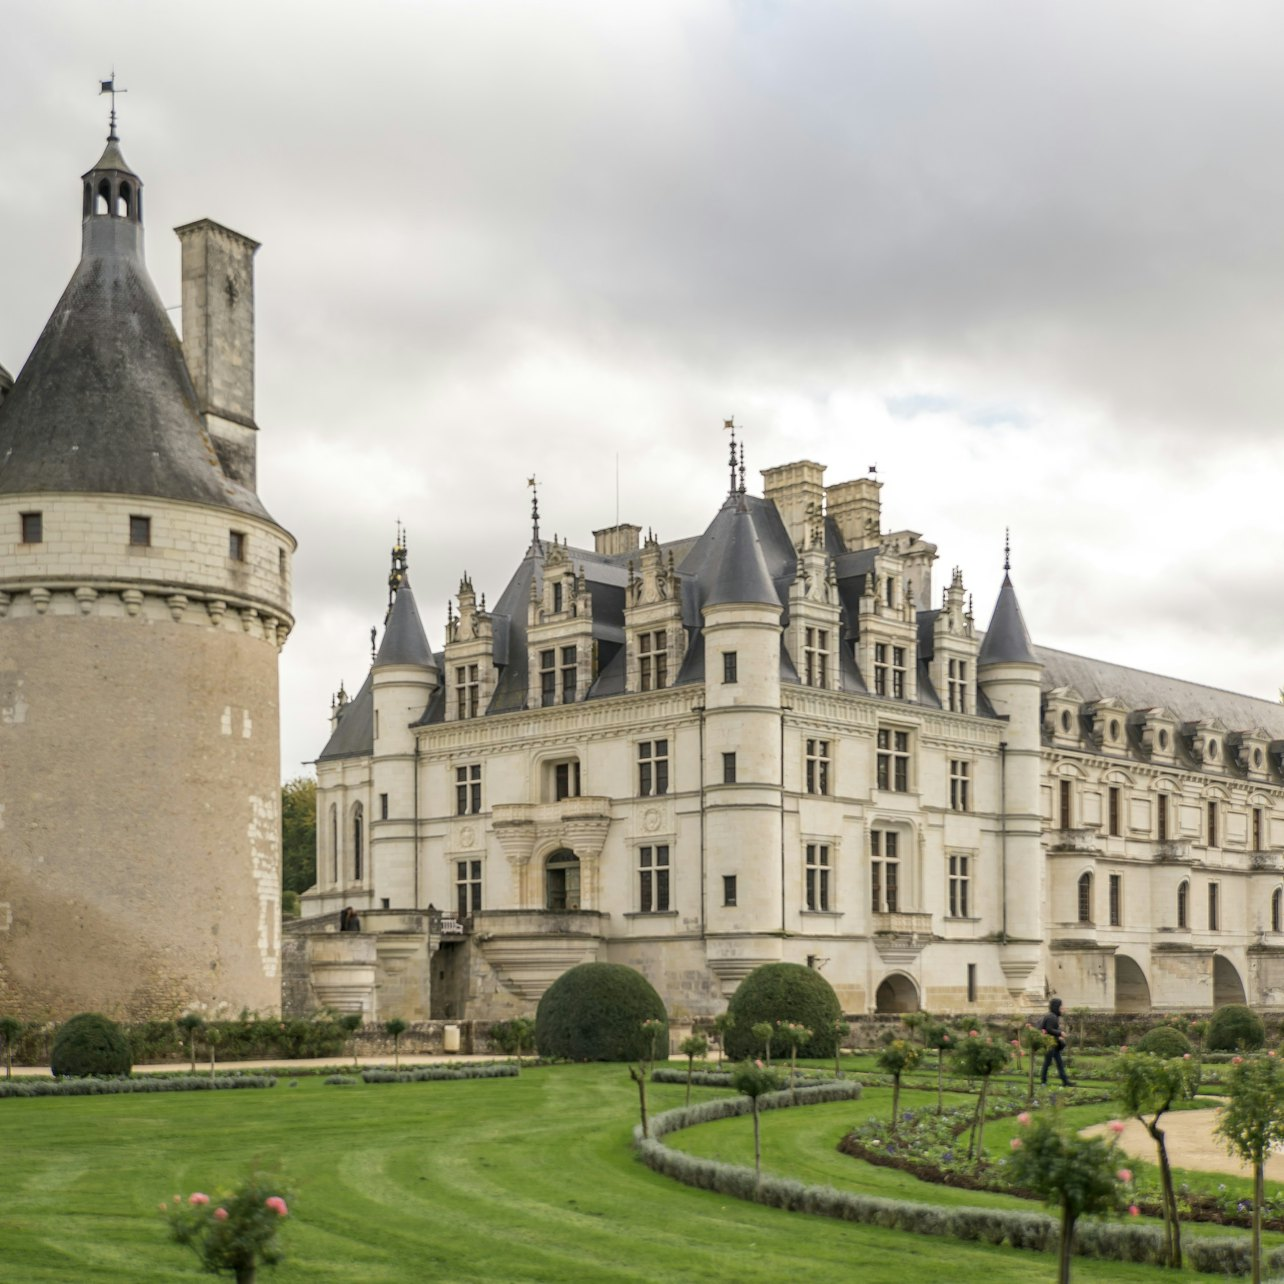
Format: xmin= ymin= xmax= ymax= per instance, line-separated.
xmin=5 ymin=1 xmax=1284 ymax=778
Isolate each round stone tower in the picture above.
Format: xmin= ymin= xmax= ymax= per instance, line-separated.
xmin=0 ymin=123 xmax=295 ymax=1020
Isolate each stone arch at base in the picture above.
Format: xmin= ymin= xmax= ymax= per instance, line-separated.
xmin=1213 ymin=954 xmax=1246 ymax=1007
xmin=1114 ymin=954 xmax=1151 ymax=1013
xmin=874 ymin=972 xmax=920 ymax=1014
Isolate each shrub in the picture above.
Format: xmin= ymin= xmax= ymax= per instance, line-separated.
xmin=165 ymin=1173 xmax=291 ymax=1280
xmin=1136 ymin=1026 xmax=1192 ymax=1058
xmin=1207 ymin=1004 xmax=1266 ymax=1053
xmin=535 ymin=964 xmax=667 ymax=1062
xmin=724 ymin=963 xmax=842 ymax=1060
xmin=51 ymin=1013 xmax=131 ymax=1078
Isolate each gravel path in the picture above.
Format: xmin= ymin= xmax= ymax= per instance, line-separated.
xmin=1084 ymin=1109 xmax=1284 ymax=1181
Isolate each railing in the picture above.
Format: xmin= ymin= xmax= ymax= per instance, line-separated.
xmin=871 ymin=911 xmax=933 ymax=935
xmin=1046 ymin=827 xmax=1103 ymax=854
xmin=1154 ymin=840 xmax=1193 ymax=862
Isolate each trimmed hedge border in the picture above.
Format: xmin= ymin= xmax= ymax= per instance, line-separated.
xmin=0 ymin=1074 xmax=277 ymax=1099
xmin=360 ymin=1064 xmax=518 ymax=1084
xmin=633 ymin=1081 xmax=1282 ymax=1277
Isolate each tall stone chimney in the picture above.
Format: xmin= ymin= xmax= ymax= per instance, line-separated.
xmin=761 ymin=460 xmax=826 ymax=550
xmin=175 ymin=219 xmax=260 ymax=489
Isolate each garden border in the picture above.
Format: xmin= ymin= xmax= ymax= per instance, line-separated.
xmin=0 ymin=1074 xmax=277 ymax=1099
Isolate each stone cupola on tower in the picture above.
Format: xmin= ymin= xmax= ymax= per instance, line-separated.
xmin=0 ymin=117 xmax=295 ymax=1021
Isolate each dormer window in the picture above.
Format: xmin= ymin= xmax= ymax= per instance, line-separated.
xmin=639 ymin=632 xmax=668 ymax=691
xmin=947 ymin=659 xmax=968 ymax=713
xmin=803 ymin=627 xmax=829 ymax=687
xmin=552 ymin=581 xmax=563 ymax=613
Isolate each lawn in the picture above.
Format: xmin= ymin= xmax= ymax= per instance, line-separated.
xmin=0 ymin=1065 xmax=1259 ymax=1281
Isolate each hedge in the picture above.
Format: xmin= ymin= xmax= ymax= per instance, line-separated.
xmin=51 ymin=1014 xmax=131 ymax=1078
xmin=536 ymin=963 xmax=667 ymax=1062
xmin=360 ymin=1064 xmax=518 ymax=1084
xmin=724 ymin=964 xmax=843 ymax=1060
xmin=0 ymin=1074 xmax=276 ymax=1099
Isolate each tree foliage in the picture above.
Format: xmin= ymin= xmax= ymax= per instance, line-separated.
xmin=724 ymin=963 xmax=842 ymax=1059
xmin=1136 ymin=1025 xmax=1192 ymax=1058
xmin=1206 ymin=1004 xmax=1266 ymax=1053
xmin=51 ymin=1013 xmax=132 ymax=1078
xmin=535 ymin=963 xmax=668 ymax=1062
xmin=281 ymin=776 xmax=317 ymax=896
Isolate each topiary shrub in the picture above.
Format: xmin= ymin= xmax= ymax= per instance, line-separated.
xmin=1206 ymin=1004 xmax=1266 ymax=1053
xmin=1136 ymin=1026 xmax=1192 ymax=1058
xmin=724 ymin=963 xmax=842 ymax=1060
xmin=50 ymin=1013 xmax=132 ymax=1078
xmin=535 ymin=963 xmax=667 ymax=1062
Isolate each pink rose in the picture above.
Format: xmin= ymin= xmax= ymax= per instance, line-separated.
xmin=1010 ymin=1138 xmax=1022 ymax=1150
xmin=189 ymin=1192 xmax=209 ymax=1206
xmin=1183 ymin=1053 xmax=1191 ymax=1060
xmin=1017 ymin=1111 xmax=1031 ymax=1126
xmin=214 ymin=1208 xmax=228 ymax=1222
xmin=1011 ymin=1039 xmax=1020 ymax=1047
xmin=1117 ymin=1168 xmax=1132 ymax=1183
xmin=1271 ymin=1051 xmax=1278 ymax=1059
xmin=968 ymin=1030 xmax=978 ymax=1038
xmin=754 ymin=1059 xmax=763 ymax=1069
xmin=1120 ymin=1045 xmax=1129 ymax=1053
xmin=265 ymin=1196 xmax=288 ymax=1217
xmin=1234 ymin=1056 xmax=1245 ymax=1065
xmin=942 ymin=1034 xmax=950 ymax=1042
xmin=1108 ymin=1120 xmax=1125 ymax=1135
xmin=1129 ymin=1205 xmax=1140 ymax=1216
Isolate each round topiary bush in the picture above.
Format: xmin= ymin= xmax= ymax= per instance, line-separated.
xmin=50 ymin=1013 xmax=132 ymax=1078
xmin=1206 ymin=1003 xmax=1266 ymax=1053
xmin=724 ymin=963 xmax=843 ymax=1060
xmin=1136 ymin=1025 xmax=1192 ymax=1058
xmin=535 ymin=963 xmax=667 ymax=1062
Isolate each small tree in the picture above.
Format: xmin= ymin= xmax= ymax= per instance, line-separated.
xmin=951 ymin=1032 xmax=1012 ymax=1162
xmin=0 ymin=1016 xmax=24 ymax=1079
xmin=165 ymin=1173 xmax=291 ymax=1284
xmin=510 ymin=1016 xmax=536 ymax=1065
xmin=832 ymin=1018 xmax=850 ymax=1080
xmin=1007 ymin=1110 xmax=1124 ymax=1284
xmin=678 ymin=1033 xmax=709 ymax=1105
xmin=712 ymin=1012 xmax=735 ymax=1066
xmin=774 ymin=1021 xmax=811 ymax=1101
xmin=876 ymin=1037 xmax=922 ymax=1133
xmin=337 ymin=1013 xmax=363 ymax=1068
xmin=205 ymin=1025 xmax=222 ymax=1081
xmin=1113 ymin=1050 xmax=1200 ymax=1267
xmin=177 ymin=1014 xmax=205 ymax=1073
xmin=628 ymin=1018 xmax=667 ymax=1137
xmin=922 ymin=1021 xmax=952 ymax=1114
xmin=751 ymin=1021 xmax=774 ymax=1066
xmin=384 ymin=1018 xmax=408 ymax=1070
xmin=731 ymin=1060 xmax=782 ymax=1181
xmin=1216 ymin=1054 xmax=1284 ymax=1284
xmin=1019 ymin=1021 xmax=1055 ymax=1104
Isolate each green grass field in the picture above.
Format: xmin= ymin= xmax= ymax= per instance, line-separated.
xmin=0 ymin=1066 xmax=1255 ymax=1281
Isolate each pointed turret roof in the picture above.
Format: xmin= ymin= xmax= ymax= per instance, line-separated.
xmin=703 ymin=497 xmax=781 ymax=609
xmin=0 ymin=132 xmax=268 ymax=519
xmin=374 ymin=574 xmax=434 ymax=668
xmin=978 ymin=571 xmax=1038 ymax=666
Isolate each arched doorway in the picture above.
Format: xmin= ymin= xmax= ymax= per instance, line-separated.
xmin=545 ymin=849 xmax=581 ymax=911
xmin=1214 ymin=954 xmax=1246 ymax=1007
xmin=874 ymin=973 xmax=920 ymax=1014
xmin=1114 ymin=954 xmax=1151 ymax=1013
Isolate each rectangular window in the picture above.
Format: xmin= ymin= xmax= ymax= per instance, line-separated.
xmin=1109 ymin=873 xmax=1121 ymax=926
xmin=540 ymin=650 xmax=556 ymax=707
xmin=1208 ymin=801 xmax=1219 ymax=848
xmin=949 ymin=760 xmax=970 ymax=812
xmin=455 ymin=664 xmax=480 ymax=719
xmin=723 ymin=874 xmax=737 ymax=907
xmin=1177 ymin=880 xmax=1188 ymax=929
xmin=804 ymin=843 xmax=831 ymax=911
xmin=967 ymin=963 xmax=977 ymax=1004
xmin=638 ymin=740 xmax=669 ymax=797
xmin=638 ymin=631 xmax=669 ymax=692
xmin=229 ymin=530 xmax=246 ymax=561
xmin=871 ymin=830 xmax=899 ymax=913
xmin=1059 ymin=778 xmax=1072 ymax=829
xmin=560 ymin=645 xmax=577 ymax=704
xmin=554 ymin=760 xmax=581 ymax=801
xmin=722 ymin=651 xmax=738 ymax=683
xmin=639 ymin=845 xmax=671 ymax=912
xmin=1108 ymin=787 xmax=1121 ymax=837
xmin=876 ymin=728 xmax=910 ymax=792
xmin=1208 ymin=881 xmax=1220 ymax=931
xmin=455 ymin=764 xmax=482 ymax=816
xmin=129 ymin=514 xmax=151 ymax=547
xmin=948 ymin=854 xmax=970 ymax=918
xmin=891 ymin=646 xmax=907 ymax=699
xmin=947 ymin=658 xmax=968 ymax=713
xmin=20 ymin=511 xmax=42 ymax=544
xmin=278 ymin=548 xmax=287 ymax=576
xmin=805 ymin=739 xmax=830 ymax=796
xmin=1077 ymin=875 xmax=1093 ymax=924
xmin=804 ymin=627 xmax=829 ymax=688
xmin=722 ymin=752 xmax=737 ymax=785
xmin=455 ymin=859 xmax=482 ymax=917
xmin=379 ymin=793 xmax=389 ymax=821
xmin=1254 ymin=807 xmax=1265 ymax=850
xmin=1157 ymin=793 xmax=1169 ymax=842
xmin=551 ymin=581 xmax=563 ymax=614
xmin=873 ymin=643 xmax=888 ymax=696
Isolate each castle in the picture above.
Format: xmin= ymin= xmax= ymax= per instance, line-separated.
xmin=294 ymin=441 xmax=1284 ymax=1022
xmin=0 ymin=121 xmax=294 ymax=1020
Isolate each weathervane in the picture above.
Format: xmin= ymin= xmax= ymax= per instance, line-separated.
xmin=724 ymin=417 xmax=737 ymax=495
xmin=1004 ymin=526 xmax=1011 ymax=573
xmin=99 ymin=72 xmax=127 ymax=142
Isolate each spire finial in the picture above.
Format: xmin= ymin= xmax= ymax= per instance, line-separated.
xmin=370 ymin=626 xmax=377 ymax=662
xmin=99 ymin=73 xmax=127 ymax=143
xmin=724 ymin=417 xmax=737 ymax=495
xmin=528 ymin=474 xmax=541 ymax=550
xmin=738 ymin=441 xmax=746 ymax=494
xmin=1003 ymin=526 xmax=1011 ymax=573
xmin=386 ymin=522 xmax=409 ymax=621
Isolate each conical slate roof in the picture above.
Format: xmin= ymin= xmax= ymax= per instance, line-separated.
xmin=374 ymin=575 xmax=435 ymax=668
xmin=978 ymin=573 xmax=1038 ymax=666
xmin=702 ymin=498 xmax=781 ymax=609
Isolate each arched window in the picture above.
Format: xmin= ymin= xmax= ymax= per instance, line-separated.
xmin=116 ymin=181 xmax=131 ymax=218
xmin=352 ymin=803 xmax=364 ymax=882
xmin=1273 ymin=888 xmax=1282 ymax=935
xmin=1076 ymin=872 xmax=1093 ymax=924
xmin=329 ymin=804 xmax=338 ymax=884
xmin=1177 ymin=879 xmax=1189 ymax=930
xmin=96 ymin=178 xmax=111 ymax=215
xmin=545 ymin=849 xmax=580 ymax=911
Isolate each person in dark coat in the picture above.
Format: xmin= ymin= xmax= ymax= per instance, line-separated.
xmin=1039 ymin=997 xmax=1073 ymax=1086
xmin=339 ymin=906 xmax=362 ymax=932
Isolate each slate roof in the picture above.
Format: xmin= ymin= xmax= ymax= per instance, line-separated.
xmin=698 ymin=496 xmax=782 ymax=608
xmin=373 ymin=575 xmax=434 ymax=669
xmin=317 ymin=673 xmax=375 ymax=761
xmin=977 ymin=574 xmax=1038 ymax=666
